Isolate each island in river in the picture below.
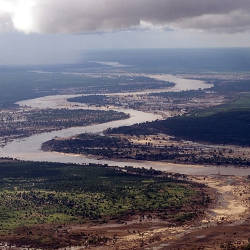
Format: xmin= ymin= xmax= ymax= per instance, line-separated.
xmin=0 ymin=70 xmax=250 ymax=249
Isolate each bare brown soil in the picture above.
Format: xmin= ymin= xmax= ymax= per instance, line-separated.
xmin=144 ymin=175 xmax=250 ymax=250
xmin=0 ymin=175 xmax=248 ymax=250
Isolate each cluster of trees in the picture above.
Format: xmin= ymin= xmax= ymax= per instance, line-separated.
xmin=150 ymin=90 xmax=206 ymax=99
xmin=68 ymin=95 xmax=115 ymax=106
xmin=212 ymin=79 xmax=250 ymax=93
xmin=42 ymin=133 xmax=250 ymax=167
xmin=108 ymin=110 xmax=250 ymax=147
xmin=0 ymin=109 xmax=128 ymax=143
xmin=0 ymin=160 xmax=208 ymax=231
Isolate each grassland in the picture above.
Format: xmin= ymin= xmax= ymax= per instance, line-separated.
xmin=0 ymin=160 xmax=209 ymax=248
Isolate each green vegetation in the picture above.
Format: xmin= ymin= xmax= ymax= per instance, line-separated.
xmin=212 ymin=80 xmax=250 ymax=93
xmin=0 ymin=160 xmax=206 ymax=234
xmin=43 ymin=133 xmax=250 ymax=167
xmin=109 ymin=94 xmax=250 ymax=146
xmin=192 ymin=93 xmax=250 ymax=117
xmin=42 ymin=134 xmax=129 ymax=158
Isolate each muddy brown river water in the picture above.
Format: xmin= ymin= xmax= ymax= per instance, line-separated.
xmin=1 ymin=74 xmax=249 ymax=176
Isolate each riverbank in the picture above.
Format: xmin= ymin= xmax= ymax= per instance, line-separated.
xmin=83 ymin=175 xmax=249 ymax=250
xmin=151 ymin=175 xmax=250 ymax=250
xmin=0 ymin=160 xmax=212 ymax=249
xmin=1 ymin=173 xmax=246 ymax=250
xmin=2 ymin=92 xmax=250 ymax=176
xmin=2 ymin=73 xmax=250 ymax=176
xmin=41 ymin=133 xmax=250 ymax=169
xmin=2 ymin=174 xmax=246 ymax=250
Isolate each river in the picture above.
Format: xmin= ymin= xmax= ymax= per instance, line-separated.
xmin=1 ymin=74 xmax=250 ymax=176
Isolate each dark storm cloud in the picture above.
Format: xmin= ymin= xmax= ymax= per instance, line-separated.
xmin=1 ymin=0 xmax=250 ymax=33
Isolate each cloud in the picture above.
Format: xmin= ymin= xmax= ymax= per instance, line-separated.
xmin=177 ymin=10 xmax=250 ymax=33
xmin=0 ymin=0 xmax=250 ymax=34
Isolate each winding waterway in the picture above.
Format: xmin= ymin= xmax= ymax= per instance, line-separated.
xmin=1 ymin=74 xmax=250 ymax=176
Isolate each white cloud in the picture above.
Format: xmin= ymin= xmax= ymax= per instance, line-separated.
xmin=0 ymin=0 xmax=250 ymax=34
xmin=0 ymin=0 xmax=38 ymax=33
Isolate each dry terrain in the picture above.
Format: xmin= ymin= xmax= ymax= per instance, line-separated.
xmin=2 ymin=175 xmax=248 ymax=250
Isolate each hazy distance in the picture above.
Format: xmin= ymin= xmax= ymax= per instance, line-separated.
xmin=0 ymin=0 xmax=250 ymax=65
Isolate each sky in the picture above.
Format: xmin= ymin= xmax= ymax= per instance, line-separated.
xmin=0 ymin=0 xmax=250 ymax=65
